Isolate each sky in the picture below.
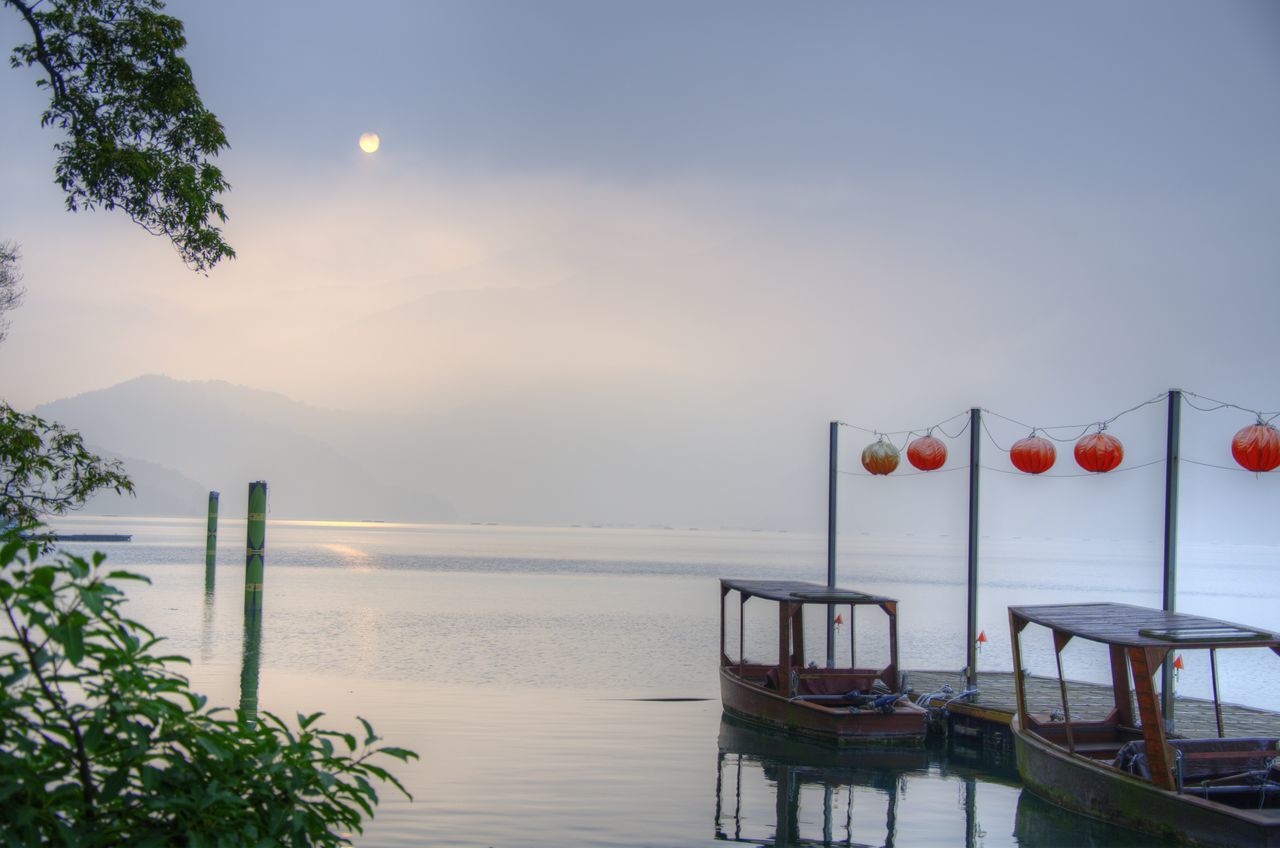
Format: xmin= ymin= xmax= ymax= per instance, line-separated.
xmin=1 ymin=1 xmax=1279 ymax=531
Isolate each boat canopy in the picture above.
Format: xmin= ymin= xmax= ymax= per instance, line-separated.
xmin=721 ymin=579 xmax=896 ymax=607
xmin=1010 ymin=602 xmax=1280 ymax=651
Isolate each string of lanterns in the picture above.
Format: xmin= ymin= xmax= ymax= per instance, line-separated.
xmin=853 ymin=394 xmax=1280 ymax=477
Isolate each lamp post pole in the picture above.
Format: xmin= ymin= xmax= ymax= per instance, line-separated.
xmin=1161 ymin=390 xmax=1182 ymax=728
xmin=966 ymin=408 xmax=982 ymax=691
xmin=826 ymin=421 xmax=839 ymax=668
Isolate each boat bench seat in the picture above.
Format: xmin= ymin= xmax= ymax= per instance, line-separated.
xmin=1114 ymin=738 xmax=1280 ymax=781
xmin=762 ymin=669 xmax=880 ymax=696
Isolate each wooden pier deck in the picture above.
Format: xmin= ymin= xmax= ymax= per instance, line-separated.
xmin=907 ymin=670 xmax=1280 ymax=739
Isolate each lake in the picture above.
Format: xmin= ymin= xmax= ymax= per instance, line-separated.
xmin=45 ymin=515 xmax=1280 ymax=846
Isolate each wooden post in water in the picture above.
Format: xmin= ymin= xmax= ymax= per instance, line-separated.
xmin=1161 ymin=390 xmax=1182 ymax=728
xmin=244 ymin=481 xmax=267 ymax=618
xmin=826 ymin=421 xmax=839 ymax=668
xmin=204 ymin=491 xmax=219 ymax=591
xmin=966 ymin=407 xmax=982 ymax=690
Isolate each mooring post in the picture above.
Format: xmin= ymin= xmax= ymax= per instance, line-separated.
xmin=1161 ymin=390 xmax=1182 ymax=728
xmin=244 ymin=481 xmax=267 ymax=618
xmin=826 ymin=420 xmax=839 ymax=667
xmin=204 ymin=491 xmax=219 ymax=588
xmin=966 ymin=407 xmax=982 ymax=691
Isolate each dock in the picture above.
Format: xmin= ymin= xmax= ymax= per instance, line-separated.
xmin=906 ymin=669 xmax=1280 ymax=769
xmin=22 ymin=533 xmax=133 ymax=543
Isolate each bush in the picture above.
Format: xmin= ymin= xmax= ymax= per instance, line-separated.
xmin=0 ymin=536 xmax=416 ymax=846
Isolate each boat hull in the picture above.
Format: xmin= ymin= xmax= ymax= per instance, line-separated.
xmin=719 ymin=668 xmax=926 ymax=746
xmin=1014 ymin=721 xmax=1280 ymax=847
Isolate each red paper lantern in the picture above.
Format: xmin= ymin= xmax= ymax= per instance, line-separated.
xmin=1010 ymin=434 xmax=1056 ymax=474
xmin=861 ymin=439 xmax=900 ymax=476
xmin=906 ymin=435 xmax=947 ymax=471
xmin=1074 ymin=432 xmax=1124 ymax=473
xmin=1232 ymin=422 xmax=1280 ymax=473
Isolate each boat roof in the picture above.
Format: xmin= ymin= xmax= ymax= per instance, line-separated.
xmin=1010 ymin=602 xmax=1280 ymax=649
xmin=721 ymin=579 xmax=896 ymax=605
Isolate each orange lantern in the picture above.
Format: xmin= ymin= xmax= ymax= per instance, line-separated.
xmin=1232 ymin=421 xmax=1280 ymax=473
xmin=1074 ymin=431 xmax=1124 ymax=473
xmin=861 ymin=438 xmax=900 ymax=475
xmin=1010 ymin=433 xmax=1056 ymax=474
xmin=906 ymin=434 xmax=947 ymax=471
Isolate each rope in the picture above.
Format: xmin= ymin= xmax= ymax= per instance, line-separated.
xmin=980 ymin=416 xmax=1012 ymax=452
xmin=838 ymin=409 xmax=970 ymax=439
xmin=981 ymin=392 xmax=1169 ymax=443
xmin=1182 ymin=391 xmax=1280 ymax=424
xmin=839 ymin=465 xmax=970 ymax=479
xmin=977 ymin=458 xmax=1166 ymax=478
xmin=1182 ymin=457 xmax=1280 ymax=474
xmin=835 ymin=389 xmax=1280 ymax=456
xmin=936 ymin=417 xmax=972 ymax=440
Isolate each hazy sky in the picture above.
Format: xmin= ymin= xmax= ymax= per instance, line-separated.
xmin=2 ymin=1 xmax=1279 ymax=530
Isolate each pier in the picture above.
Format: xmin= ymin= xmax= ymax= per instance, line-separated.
xmin=908 ymin=669 xmax=1280 ymax=768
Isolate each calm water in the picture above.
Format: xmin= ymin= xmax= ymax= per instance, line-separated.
xmin=45 ymin=516 xmax=1280 ymax=846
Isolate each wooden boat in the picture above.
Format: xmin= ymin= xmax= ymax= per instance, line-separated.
xmin=1009 ymin=602 xmax=1280 ymax=847
xmin=718 ymin=579 xmax=927 ymax=745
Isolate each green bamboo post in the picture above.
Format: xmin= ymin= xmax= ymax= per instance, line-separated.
xmin=238 ymin=608 xmax=263 ymax=723
xmin=244 ymin=481 xmax=267 ymax=617
xmin=204 ymin=491 xmax=219 ymax=592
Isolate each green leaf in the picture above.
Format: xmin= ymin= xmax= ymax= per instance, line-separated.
xmin=77 ymin=585 xmax=105 ymax=615
xmin=374 ymin=746 xmax=418 ymax=762
xmin=60 ymin=621 xmax=84 ymax=665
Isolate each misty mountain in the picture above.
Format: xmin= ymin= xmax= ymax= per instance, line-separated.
xmin=83 ymin=452 xmax=208 ymax=516
xmin=35 ymin=376 xmax=455 ymax=522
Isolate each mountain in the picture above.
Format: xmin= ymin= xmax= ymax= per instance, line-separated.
xmin=83 ymin=452 xmax=208 ymax=516
xmin=35 ymin=376 xmax=455 ymax=522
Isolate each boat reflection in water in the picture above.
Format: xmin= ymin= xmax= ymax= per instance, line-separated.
xmin=714 ymin=717 xmax=931 ymax=847
xmin=716 ymin=716 xmax=1145 ymax=847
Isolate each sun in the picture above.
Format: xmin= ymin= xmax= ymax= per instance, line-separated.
xmin=358 ymin=132 xmax=380 ymax=154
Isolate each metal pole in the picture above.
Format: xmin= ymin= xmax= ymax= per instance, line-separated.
xmin=244 ymin=481 xmax=267 ymax=618
xmin=826 ymin=421 xmax=839 ymax=667
xmin=966 ymin=408 xmax=981 ymax=690
xmin=1161 ymin=390 xmax=1181 ymax=728
xmin=204 ymin=490 xmax=219 ymax=588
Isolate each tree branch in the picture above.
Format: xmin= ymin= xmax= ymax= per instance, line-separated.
xmin=2 ymin=592 xmax=97 ymax=821
xmin=5 ymin=0 xmax=68 ymax=101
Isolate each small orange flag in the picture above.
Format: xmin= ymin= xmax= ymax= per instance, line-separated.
xmin=834 ymin=613 xmax=844 ymax=625
xmin=977 ymin=630 xmax=988 ymax=644
xmin=1173 ymin=655 xmax=1185 ymax=670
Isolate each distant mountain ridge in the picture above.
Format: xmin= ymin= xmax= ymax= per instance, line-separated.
xmin=83 ymin=450 xmax=208 ymax=517
xmin=35 ymin=375 xmax=455 ymax=522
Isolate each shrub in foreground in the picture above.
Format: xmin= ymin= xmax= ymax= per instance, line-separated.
xmin=0 ymin=537 xmax=416 ymax=846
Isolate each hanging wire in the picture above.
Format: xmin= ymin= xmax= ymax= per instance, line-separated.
xmin=976 ymin=458 xmax=1166 ymax=478
xmin=980 ymin=416 xmax=1012 ymax=452
xmin=1182 ymin=457 xmax=1280 ymax=474
xmin=838 ymin=409 xmax=970 ymax=439
xmin=981 ymin=392 xmax=1169 ymax=443
xmin=840 ymin=465 xmax=970 ymax=479
xmin=935 ymin=416 xmax=972 ymax=440
xmin=1182 ymin=390 xmax=1280 ymax=423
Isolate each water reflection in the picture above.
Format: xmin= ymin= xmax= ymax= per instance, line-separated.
xmin=715 ymin=718 xmax=925 ymax=846
xmin=201 ymin=566 xmax=216 ymax=663
xmin=714 ymin=718 xmax=1147 ymax=848
xmin=239 ymin=609 xmax=263 ymax=722
xmin=1012 ymin=790 xmax=1152 ymax=847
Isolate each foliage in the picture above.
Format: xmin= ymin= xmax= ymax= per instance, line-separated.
xmin=0 ymin=404 xmax=132 ymax=533
xmin=5 ymin=0 xmax=233 ymax=272
xmin=0 ymin=242 xmax=22 ymax=344
xmin=0 ymin=537 xmax=417 ymax=845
